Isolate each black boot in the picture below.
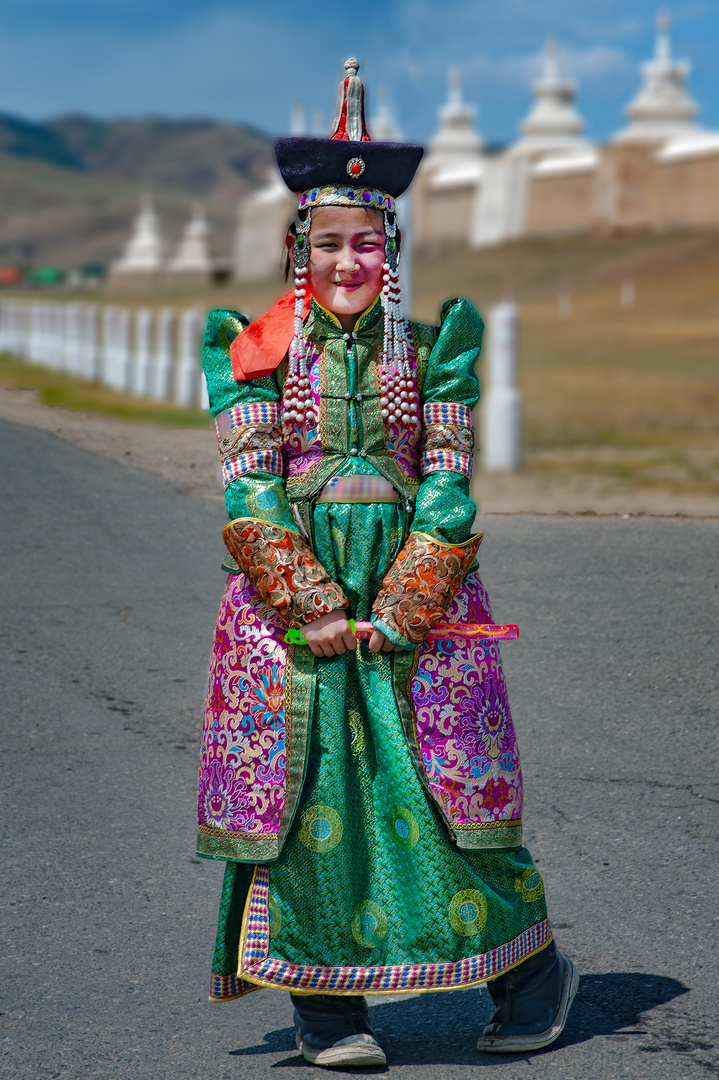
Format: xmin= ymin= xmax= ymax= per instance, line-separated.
xmin=291 ymin=993 xmax=386 ymax=1068
xmin=476 ymin=941 xmax=579 ymax=1053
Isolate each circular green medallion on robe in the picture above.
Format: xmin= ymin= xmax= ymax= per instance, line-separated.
xmin=352 ymin=901 xmax=388 ymax=949
xmin=514 ymin=868 xmax=545 ymax=903
xmin=298 ymin=804 xmax=343 ymax=853
xmin=387 ymin=805 xmax=419 ymax=850
xmin=449 ymin=889 xmax=488 ymax=937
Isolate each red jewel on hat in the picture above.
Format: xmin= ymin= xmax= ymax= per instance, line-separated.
xmin=346 ymin=156 xmax=366 ymax=178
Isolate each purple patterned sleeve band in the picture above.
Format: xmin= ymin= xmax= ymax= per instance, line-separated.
xmin=420 ymin=399 xmax=475 ymax=479
xmin=214 ymin=402 xmax=283 ymax=488
xmin=215 ymin=402 xmax=280 ymax=433
xmin=422 ymin=402 xmax=473 ymax=428
xmin=222 ymin=451 xmax=283 ymax=487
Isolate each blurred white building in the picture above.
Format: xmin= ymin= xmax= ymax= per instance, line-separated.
xmin=226 ymin=14 xmax=719 ymax=276
xmin=414 ymin=67 xmax=486 ymax=249
xmin=167 ymin=204 xmax=217 ymax=286
xmin=614 ymin=12 xmax=700 ymax=145
xmin=109 ymin=195 xmax=165 ymax=286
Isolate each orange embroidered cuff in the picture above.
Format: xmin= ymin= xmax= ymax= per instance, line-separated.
xmin=222 ymin=518 xmax=349 ymax=629
xmin=371 ymin=531 xmax=483 ymax=645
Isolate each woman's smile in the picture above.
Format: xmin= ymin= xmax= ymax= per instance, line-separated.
xmin=295 ymin=205 xmax=387 ymax=330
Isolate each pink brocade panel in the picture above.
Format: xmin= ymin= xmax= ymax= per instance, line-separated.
xmin=198 ymin=575 xmax=289 ymax=838
xmin=409 ymin=572 xmax=523 ymax=830
xmin=198 ymin=569 xmax=522 ymax=854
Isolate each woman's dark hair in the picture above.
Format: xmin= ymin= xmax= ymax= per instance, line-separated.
xmin=282 ymin=209 xmax=401 ymax=281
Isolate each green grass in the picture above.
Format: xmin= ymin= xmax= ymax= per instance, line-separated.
xmin=0 ymin=352 xmax=212 ymax=429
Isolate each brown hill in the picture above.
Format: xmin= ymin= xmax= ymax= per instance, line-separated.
xmin=45 ymin=115 xmax=272 ymax=200
xmin=0 ymin=113 xmax=273 ymax=270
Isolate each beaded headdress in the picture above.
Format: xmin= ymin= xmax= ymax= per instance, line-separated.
xmin=274 ymin=58 xmax=424 ymax=430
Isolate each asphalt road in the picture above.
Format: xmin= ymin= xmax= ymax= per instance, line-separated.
xmin=1 ymin=416 xmax=717 ymax=1080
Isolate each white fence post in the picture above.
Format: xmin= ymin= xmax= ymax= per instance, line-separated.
xmin=77 ymin=305 xmax=98 ymax=379
xmin=117 ymin=308 xmax=131 ymax=391
xmin=100 ymin=307 xmax=115 ymax=385
xmin=29 ymin=304 xmax=42 ymax=364
xmin=483 ymin=302 xmax=522 ymax=472
xmin=2 ymin=299 xmax=211 ymax=409
xmin=64 ymin=304 xmax=81 ymax=374
xmin=176 ymin=308 xmax=201 ymax=406
xmin=152 ymin=308 xmax=175 ymax=401
xmin=104 ymin=307 xmax=131 ymax=391
xmin=132 ymin=308 xmax=153 ymax=396
xmin=48 ymin=304 xmax=64 ymax=368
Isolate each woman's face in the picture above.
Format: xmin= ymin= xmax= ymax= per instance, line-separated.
xmin=301 ymin=206 xmax=386 ymax=324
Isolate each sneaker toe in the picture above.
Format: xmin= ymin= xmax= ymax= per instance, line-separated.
xmin=304 ymin=1033 xmax=387 ymax=1067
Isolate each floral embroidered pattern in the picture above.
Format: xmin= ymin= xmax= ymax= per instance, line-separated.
xmin=215 ymin=402 xmax=283 ymax=488
xmin=390 ymin=571 xmax=523 ymax=850
xmin=197 ymin=575 xmax=289 ymax=849
xmin=421 ymin=400 xmax=475 ymax=479
xmin=372 ymin=531 xmax=483 ymax=645
xmin=223 ymin=519 xmax=348 ymax=629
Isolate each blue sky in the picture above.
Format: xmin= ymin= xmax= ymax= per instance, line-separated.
xmin=0 ymin=0 xmax=718 ymax=144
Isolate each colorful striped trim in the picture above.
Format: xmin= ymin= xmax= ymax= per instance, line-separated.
xmin=299 ymin=186 xmax=395 ymax=212
xmin=209 ymin=972 xmax=259 ymax=1002
xmin=238 ymin=866 xmax=552 ymax=995
xmin=222 ymin=450 xmax=283 ymax=487
xmin=421 ymin=449 xmax=472 ymax=479
xmin=423 ymin=402 xmax=473 ymax=428
xmin=215 ymin=402 xmax=279 ymax=436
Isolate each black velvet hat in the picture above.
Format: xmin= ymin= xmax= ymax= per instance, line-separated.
xmin=274 ymin=58 xmax=423 ymax=210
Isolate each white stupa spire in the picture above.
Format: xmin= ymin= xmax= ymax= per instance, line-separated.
xmin=290 ymin=101 xmax=307 ymax=135
xmin=427 ymin=67 xmax=484 ymax=160
xmin=510 ymin=39 xmax=587 ymax=159
xmin=614 ymin=11 xmax=700 ymax=144
xmin=168 ymin=203 xmax=214 ymax=275
xmin=112 ymin=194 xmax=165 ymax=275
xmin=371 ymin=86 xmax=399 ymax=141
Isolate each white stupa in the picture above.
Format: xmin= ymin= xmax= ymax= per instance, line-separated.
xmin=509 ymin=39 xmax=588 ymax=160
xmin=371 ymin=87 xmax=399 ymax=141
xmin=233 ymin=104 xmax=303 ymax=282
xmin=426 ymin=67 xmax=484 ymax=165
xmin=111 ymin=195 xmax=165 ymax=276
xmin=614 ymin=12 xmax=700 ymax=144
xmin=167 ymin=203 xmax=214 ymax=279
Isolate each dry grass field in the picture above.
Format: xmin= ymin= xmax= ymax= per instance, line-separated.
xmin=2 ymin=229 xmax=718 ymax=513
xmin=413 ymin=231 xmax=719 ymax=506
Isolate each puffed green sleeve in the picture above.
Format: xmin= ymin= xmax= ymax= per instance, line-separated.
xmin=202 ymin=308 xmax=295 ymax=530
xmin=410 ymin=297 xmax=483 ymax=542
xmin=203 ymin=309 xmax=350 ymax=620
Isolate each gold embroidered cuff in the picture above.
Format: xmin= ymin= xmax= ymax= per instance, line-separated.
xmin=371 ymin=531 xmax=483 ymax=645
xmin=222 ymin=518 xmax=349 ymax=629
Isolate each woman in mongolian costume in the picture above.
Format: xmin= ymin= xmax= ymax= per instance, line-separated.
xmin=196 ymin=59 xmax=578 ymax=1068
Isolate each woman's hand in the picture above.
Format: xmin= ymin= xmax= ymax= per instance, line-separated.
xmin=302 ymin=610 xmax=357 ymax=657
xmin=368 ymin=630 xmax=401 ymax=654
